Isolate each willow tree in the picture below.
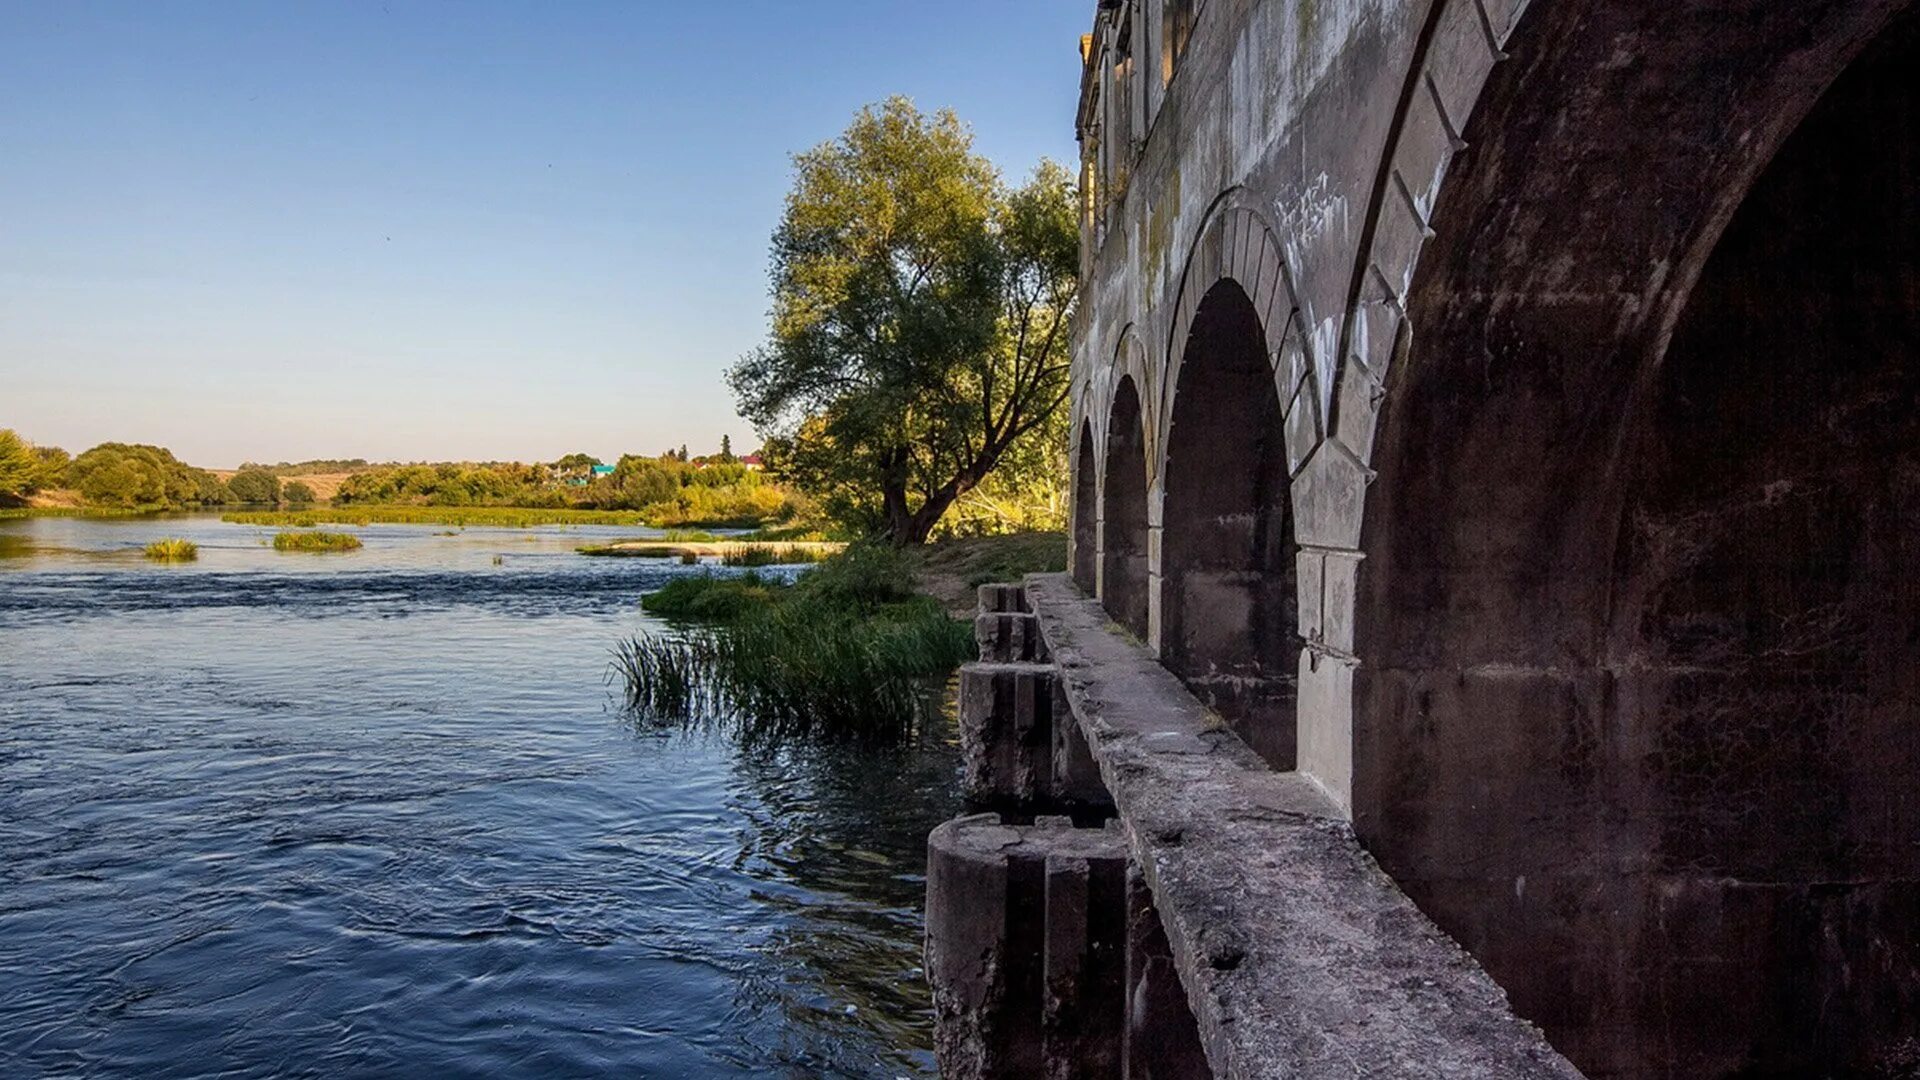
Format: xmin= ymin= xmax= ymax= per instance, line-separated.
xmin=731 ymin=98 xmax=1079 ymax=546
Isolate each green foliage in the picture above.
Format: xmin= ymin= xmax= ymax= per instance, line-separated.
xmin=67 ymin=443 xmax=231 ymax=509
xmin=144 ymin=538 xmax=199 ymax=562
xmin=283 ymin=481 xmax=317 ymax=506
xmin=617 ymin=544 xmax=973 ymax=740
xmin=0 ymin=431 xmax=70 ymax=500
xmin=731 ymin=98 xmax=1079 ymax=545
xmin=0 ymin=429 xmax=39 ymax=498
xmin=273 ymin=530 xmax=363 ymax=552
xmin=226 ymin=468 xmax=282 ymax=505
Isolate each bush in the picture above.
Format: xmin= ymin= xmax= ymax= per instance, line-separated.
xmin=272 ymin=531 xmax=363 ymax=552
xmin=144 ymin=538 xmax=198 ymax=562
xmin=283 ymin=481 xmax=317 ymax=506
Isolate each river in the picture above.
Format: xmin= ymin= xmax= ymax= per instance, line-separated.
xmin=0 ymin=513 xmax=957 ymax=1078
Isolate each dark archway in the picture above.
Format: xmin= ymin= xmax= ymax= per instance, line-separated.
xmin=1356 ymin=5 xmax=1920 ymax=1076
xmin=1072 ymin=421 xmax=1098 ymax=594
xmin=1160 ymin=280 xmax=1297 ymax=769
xmin=1100 ymin=376 xmax=1149 ymax=638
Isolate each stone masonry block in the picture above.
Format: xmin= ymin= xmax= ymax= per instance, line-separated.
xmin=959 ymin=662 xmax=1057 ymax=809
xmin=979 ymin=583 xmax=1030 ymax=614
xmin=978 ymin=611 xmax=1050 ymax=664
xmin=926 ymin=815 xmax=1131 ymax=1080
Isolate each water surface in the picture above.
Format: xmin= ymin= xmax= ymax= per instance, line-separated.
xmin=0 ymin=514 xmax=957 ymax=1078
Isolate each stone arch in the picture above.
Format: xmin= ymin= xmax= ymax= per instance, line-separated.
xmin=1157 ymin=200 xmax=1304 ymax=769
xmin=1157 ymin=196 xmax=1313 ymax=479
xmin=1071 ymin=419 xmax=1098 ymax=593
xmin=1351 ymin=2 xmax=1920 ymax=1076
xmin=1101 ymin=375 xmax=1150 ymax=637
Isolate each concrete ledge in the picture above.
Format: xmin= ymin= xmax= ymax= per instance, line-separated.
xmin=1023 ymin=573 xmax=1582 ymax=1080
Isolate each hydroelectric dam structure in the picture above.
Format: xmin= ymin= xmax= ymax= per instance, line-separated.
xmin=924 ymin=0 xmax=1920 ymax=1076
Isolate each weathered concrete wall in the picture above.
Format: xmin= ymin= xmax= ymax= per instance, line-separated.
xmin=1068 ymin=0 xmax=1920 ymax=1074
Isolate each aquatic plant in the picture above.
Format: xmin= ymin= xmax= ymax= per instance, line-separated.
xmin=272 ymin=530 xmax=363 ymax=553
xmin=144 ymin=537 xmax=199 ymax=562
xmin=616 ymin=545 xmax=973 ymax=741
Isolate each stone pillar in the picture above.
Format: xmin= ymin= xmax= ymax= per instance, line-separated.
xmin=1043 ymin=822 xmax=1129 ymax=1079
xmin=926 ymin=815 xmax=1130 ymax=1080
xmin=978 ymin=582 xmax=1030 ymax=614
xmin=1124 ymin=864 xmax=1210 ymax=1079
xmin=958 ymin=662 xmax=1058 ymax=808
xmin=977 ymin=610 xmax=1050 ymax=663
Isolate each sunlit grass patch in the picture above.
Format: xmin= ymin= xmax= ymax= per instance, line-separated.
xmin=272 ymin=530 xmax=363 ymax=553
xmin=720 ymin=543 xmax=823 ymax=567
xmin=144 ymin=538 xmax=199 ymax=562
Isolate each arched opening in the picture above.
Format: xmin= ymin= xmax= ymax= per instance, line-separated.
xmin=1356 ymin=7 xmax=1920 ymax=1076
xmin=1100 ymin=376 xmax=1149 ymax=638
xmin=1072 ymin=421 xmax=1099 ymax=594
xmin=1161 ymin=280 xmax=1297 ymax=769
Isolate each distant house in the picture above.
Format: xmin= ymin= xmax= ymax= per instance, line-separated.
xmin=739 ymin=454 xmax=764 ymax=471
xmin=591 ymin=464 xmax=615 ymax=478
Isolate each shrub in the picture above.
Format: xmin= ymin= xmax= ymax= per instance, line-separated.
xmin=144 ymin=538 xmax=199 ymax=562
xmin=272 ymin=531 xmax=363 ymax=552
xmin=283 ymin=481 xmax=317 ymax=506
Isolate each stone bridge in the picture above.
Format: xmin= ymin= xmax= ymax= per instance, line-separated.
xmin=927 ymin=0 xmax=1919 ymax=1077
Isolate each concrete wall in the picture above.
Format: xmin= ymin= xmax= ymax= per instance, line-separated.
xmin=1068 ymin=0 xmax=1919 ymax=1074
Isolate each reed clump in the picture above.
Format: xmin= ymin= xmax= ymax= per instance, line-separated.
xmin=615 ymin=544 xmax=972 ymax=741
xmin=144 ymin=537 xmax=199 ymax=562
xmin=720 ymin=543 xmax=823 ymax=567
xmin=272 ymin=530 xmax=363 ymax=553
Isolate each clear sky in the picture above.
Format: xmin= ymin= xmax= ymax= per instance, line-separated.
xmin=0 ymin=1 xmax=1089 ymax=468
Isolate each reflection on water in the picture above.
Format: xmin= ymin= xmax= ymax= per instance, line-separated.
xmin=0 ymin=514 xmax=958 ymax=1078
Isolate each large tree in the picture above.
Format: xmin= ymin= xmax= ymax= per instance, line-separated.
xmin=731 ymin=98 xmax=1079 ymax=545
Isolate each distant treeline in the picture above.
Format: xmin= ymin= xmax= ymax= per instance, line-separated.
xmin=235 ymin=458 xmax=371 ymax=476
xmin=0 ymin=435 xmax=309 ymax=510
xmin=2 ymin=430 xmax=800 ymax=529
xmin=333 ymin=455 xmax=797 ymax=528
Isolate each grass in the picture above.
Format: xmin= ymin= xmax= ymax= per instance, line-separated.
xmin=272 ymin=530 xmax=364 ymax=552
xmin=905 ymin=531 xmax=1069 ymax=615
xmin=721 ymin=543 xmax=825 ymax=567
xmin=615 ymin=544 xmax=973 ymax=742
xmin=144 ymin=538 xmax=199 ymax=561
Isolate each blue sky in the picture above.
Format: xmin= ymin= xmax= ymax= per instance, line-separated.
xmin=0 ymin=1 xmax=1088 ymax=467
